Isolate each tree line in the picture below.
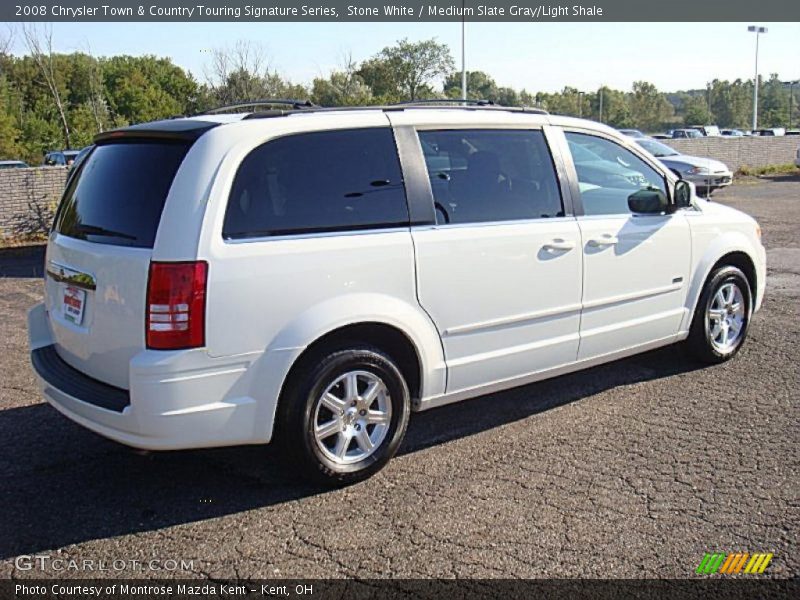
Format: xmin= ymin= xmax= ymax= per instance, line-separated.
xmin=1 ymin=30 xmax=797 ymax=163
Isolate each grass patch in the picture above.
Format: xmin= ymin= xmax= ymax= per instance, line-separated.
xmin=736 ymin=164 xmax=799 ymax=177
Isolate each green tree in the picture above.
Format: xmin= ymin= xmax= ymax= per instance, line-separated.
xmin=360 ymin=38 xmax=454 ymax=102
xmin=102 ymin=55 xmax=200 ymax=122
xmin=708 ymin=79 xmax=752 ymax=129
xmin=311 ymin=70 xmax=372 ymax=106
xmin=759 ymin=74 xmax=788 ymax=128
xmin=683 ymin=94 xmax=713 ymax=126
xmin=443 ymin=70 xmax=497 ymax=100
xmin=629 ymin=81 xmax=673 ymax=132
xmin=0 ymin=76 xmax=22 ymax=159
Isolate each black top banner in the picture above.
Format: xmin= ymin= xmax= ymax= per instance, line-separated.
xmin=4 ymin=0 xmax=800 ymax=22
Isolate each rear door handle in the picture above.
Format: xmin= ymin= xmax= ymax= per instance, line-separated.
xmin=587 ymin=235 xmax=619 ymax=247
xmin=542 ymin=240 xmax=576 ymax=252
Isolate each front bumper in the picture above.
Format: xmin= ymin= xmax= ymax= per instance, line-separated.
xmin=28 ymin=303 xmax=264 ymax=451
xmin=755 ymin=242 xmax=767 ymax=313
xmin=684 ymin=172 xmax=733 ymax=189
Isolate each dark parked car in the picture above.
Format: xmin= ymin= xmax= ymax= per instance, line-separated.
xmin=752 ymin=128 xmax=785 ymax=137
xmin=69 ymin=146 xmax=94 ymax=173
xmin=671 ymin=129 xmax=703 ymax=139
xmin=43 ymin=150 xmax=81 ymax=167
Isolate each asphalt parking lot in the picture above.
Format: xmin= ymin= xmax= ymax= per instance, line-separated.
xmin=1 ymin=175 xmax=798 ymax=580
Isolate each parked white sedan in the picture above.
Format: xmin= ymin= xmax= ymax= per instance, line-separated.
xmin=636 ymin=138 xmax=733 ymax=194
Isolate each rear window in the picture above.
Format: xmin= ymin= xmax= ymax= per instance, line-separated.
xmin=53 ymin=141 xmax=190 ymax=248
xmin=222 ymin=128 xmax=408 ymax=239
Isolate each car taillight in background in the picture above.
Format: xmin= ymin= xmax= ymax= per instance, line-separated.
xmin=146 ymin=261 xmax=208 ymax=350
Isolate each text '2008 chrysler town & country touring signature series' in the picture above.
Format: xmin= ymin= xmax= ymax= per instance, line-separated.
xmin=28 ymin=103 xmax=766 ymax=484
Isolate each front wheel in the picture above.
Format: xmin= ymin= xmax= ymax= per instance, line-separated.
xmin=686 ymin=266 xmax=752 ymax=363
xmin=277 ymin=346 xmax=410 ymax=486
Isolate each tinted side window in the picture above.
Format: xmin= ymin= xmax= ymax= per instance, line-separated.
xmin=565 ymin=132 xmax=667 ymax=216
xmin=54 ymin=141 xmax=190 ymax=248
xmin=418 ymin=129 xmax=563 ymax=225
xmin=223 ymin=128 xmax=408 ymax=239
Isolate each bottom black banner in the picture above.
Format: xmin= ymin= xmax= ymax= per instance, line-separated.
xmin=1 ymin=579 xmax=798 ymax=600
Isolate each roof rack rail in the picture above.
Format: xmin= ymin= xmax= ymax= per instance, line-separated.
xmin=390 ymin=98 xmax=497 ymax=107
xmin=385 ymin=99 xmax=548 ymax=115
xmin=192 ymin=101 xmax=549 ymax=120
xmin=201 ymin=99 xmax=316 ymax=115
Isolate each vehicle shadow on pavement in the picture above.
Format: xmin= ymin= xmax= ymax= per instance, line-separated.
xmin=0 ymin=246 xmax=45 ymax=278
xmin=0 ymin=344 xmax=702 ymax=560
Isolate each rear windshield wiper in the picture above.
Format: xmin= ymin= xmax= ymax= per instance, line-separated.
xmin=74 ymin=224 xmax=137 ymax=241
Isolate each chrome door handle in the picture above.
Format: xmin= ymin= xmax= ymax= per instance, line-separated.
xmin=542 ymin=240 xmax=576 ymax=252
xmin=587 ymin=235 xmax=619 ymax=247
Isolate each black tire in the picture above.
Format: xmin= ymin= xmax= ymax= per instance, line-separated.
xmin=276 ymin=345 xmax=410 ymax=486
xmin=686 ymin=266 xmax=752 ymax=364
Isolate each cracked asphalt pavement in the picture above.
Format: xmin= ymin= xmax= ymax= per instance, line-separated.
xmin=1 ymin=176 xmax=797 ymax=580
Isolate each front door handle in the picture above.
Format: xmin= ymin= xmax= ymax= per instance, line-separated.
xmin=542 ymin=239 xmax=576 ymax=252
xmin=587 ymin=235 xmax=619 ymax=247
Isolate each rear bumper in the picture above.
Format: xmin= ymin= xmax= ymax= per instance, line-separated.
xmin=28 ymin=303 xmax=267 ymax=451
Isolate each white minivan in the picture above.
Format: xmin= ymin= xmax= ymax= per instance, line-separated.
xmin=29 ymin=104 xmax=766 ymax=484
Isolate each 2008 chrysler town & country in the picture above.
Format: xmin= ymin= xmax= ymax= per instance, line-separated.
xmin=28 ymin=104 xmax=766 ymax=484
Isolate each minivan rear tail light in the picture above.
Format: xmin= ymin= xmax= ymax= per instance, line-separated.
xmin=146 ymin=261 xmax=207 ymax=350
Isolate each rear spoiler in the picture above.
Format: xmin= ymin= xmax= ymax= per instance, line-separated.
xmin=94 ymin=119 xmax=221 ymax=144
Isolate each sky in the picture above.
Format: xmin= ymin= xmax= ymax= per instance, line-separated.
xmin=6 ymin=21 xmax=800 ymax=93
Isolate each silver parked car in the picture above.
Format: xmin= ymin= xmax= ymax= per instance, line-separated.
xmin=0 ymin=160 xmax=29 ymax=169
xmin=635 ymin=138 xmax=733 ymax=194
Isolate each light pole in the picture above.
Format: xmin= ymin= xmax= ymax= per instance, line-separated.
xmin=461 ymin=0 xmax=467 ymax=101
xmin=747 ymin=26 xmax=768 ymax=132
xmin=578 ymin=91 xmax=584 ymax=118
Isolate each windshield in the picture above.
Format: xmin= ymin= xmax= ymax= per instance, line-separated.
xmin=636 ymin=139 xmax=679 ymax=157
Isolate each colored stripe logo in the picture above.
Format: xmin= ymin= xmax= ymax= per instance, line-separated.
xmin=696 ymin=552 xmax=773 ymax=574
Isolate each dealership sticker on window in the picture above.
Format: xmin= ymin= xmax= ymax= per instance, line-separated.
xmin=63 ymin=286 xmax=86 ymax=325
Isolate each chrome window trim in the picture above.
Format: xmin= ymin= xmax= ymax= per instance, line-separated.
xmin=410 ymin=215 xmax=578 ymax=232
xmin=223 ymin=226 xmax=412 ymax=244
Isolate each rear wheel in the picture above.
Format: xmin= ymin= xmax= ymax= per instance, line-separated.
xmin=277 ymin=345 xmax=410 ymax=486
xmin=686 ymin=266 xmax=752 ymax=363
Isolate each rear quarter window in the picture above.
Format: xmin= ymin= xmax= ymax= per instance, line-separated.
xmin=222 ymin=128 xmax=408 ymax=239
xmin=53 ymin=141 xmax=190 ymax=248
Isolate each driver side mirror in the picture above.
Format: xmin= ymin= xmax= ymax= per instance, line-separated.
xmin=627 ymin=188 xmax=669 ymax=214
xmin=674 ymin=180 xmax=693 ymax=209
